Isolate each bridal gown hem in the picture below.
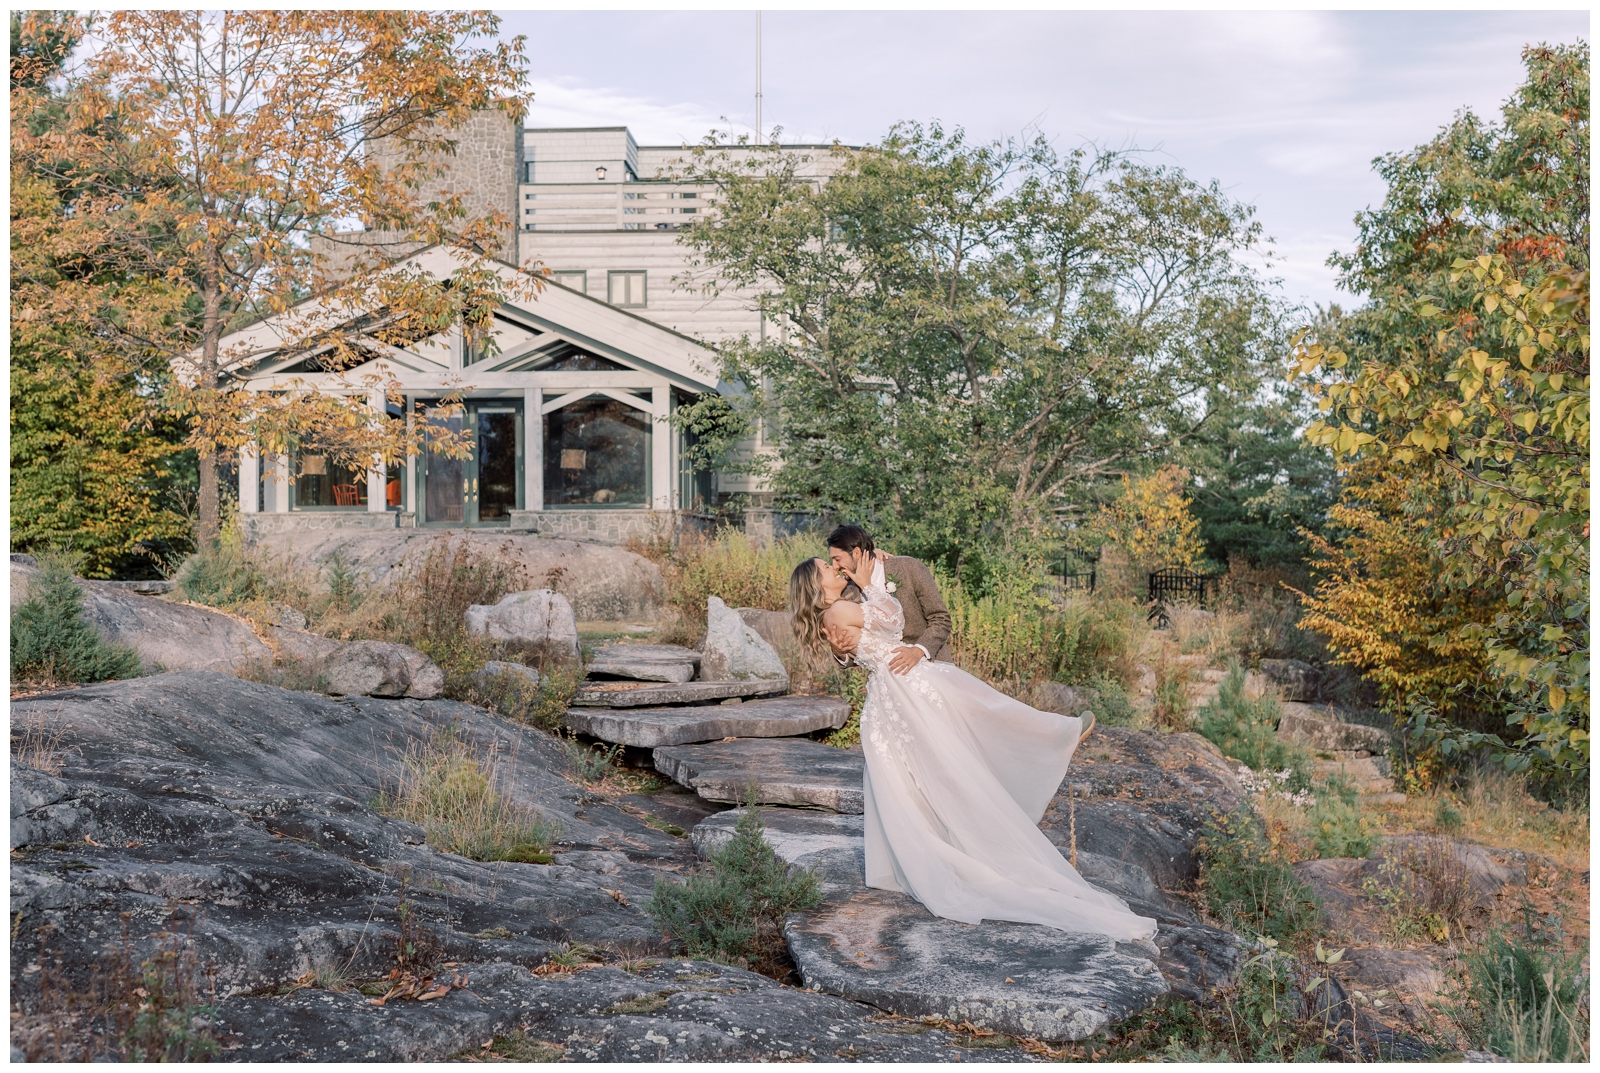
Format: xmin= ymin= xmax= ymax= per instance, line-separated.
xmin=853 ymin=582 xmax=1156 ymax=943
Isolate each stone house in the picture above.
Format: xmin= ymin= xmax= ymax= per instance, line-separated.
xmin=223 ymin=116 xmax=847 ymax=544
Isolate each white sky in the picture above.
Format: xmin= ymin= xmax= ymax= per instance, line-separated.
xmin=496 ymin=9 xmax=1588 ymax=311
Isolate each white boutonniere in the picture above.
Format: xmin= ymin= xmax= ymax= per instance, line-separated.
xmin=884 ymin=573 xmax=900 ymax=594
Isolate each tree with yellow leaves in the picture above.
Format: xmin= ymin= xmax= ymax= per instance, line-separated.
xmin=10 ymin=11 xmax=532 ymax=544
xmin=1087 ymin=465 xmax=1207 ymax=576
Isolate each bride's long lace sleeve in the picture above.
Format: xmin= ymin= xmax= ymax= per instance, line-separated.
xmin=861 ymin=583 xmax=905 ymax=639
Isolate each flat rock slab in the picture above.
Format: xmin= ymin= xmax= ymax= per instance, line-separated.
xmin=654 ymin=739 xmax=863 ymax=813
xmin=587 ymin=643 xmax=701 ymax=684
xmin=785 ymin=894 xmax=1168 ymax=1042
xmin=567 ymin=695 xmax=850 ymax=748
xmin=208 ymin=959 xmax=1040 ymax=1063
xmin=694 ymin=808 xmax=1237 ymax=1006
xmin=574 ymin=677 xmax=789 ymax=708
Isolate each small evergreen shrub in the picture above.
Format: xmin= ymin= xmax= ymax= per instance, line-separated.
xmin=1308 ymin=778 xmax=1376 ymax=858
xmin=647 ymin=804 xmax=821 ymax=973
xmin=1197 ymin=660 xmax=1308 ymax=777
xmin=11 ymin=556 xmax=142 ymax=683
xmin=1452 ymin=914 xmax=1589 ymax=1062
xmin=1197 ymin=809 xmax=1319 ymax=941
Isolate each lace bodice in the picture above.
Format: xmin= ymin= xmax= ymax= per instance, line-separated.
xmin=853 ymin=583 xmax=906 ymax=672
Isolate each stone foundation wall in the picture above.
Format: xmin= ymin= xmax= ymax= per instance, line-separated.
xmin=241 ymin=512 xmax=402 ymax=538
xmin=507 ymin=509 xmax=669 ymax=545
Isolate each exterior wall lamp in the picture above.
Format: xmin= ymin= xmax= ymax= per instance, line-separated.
xmin=595 ymin=166 xmax=607 ymax=181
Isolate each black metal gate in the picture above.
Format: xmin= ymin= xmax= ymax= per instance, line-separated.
xmin=1148 ymin=567 xmax=1223 ymax=626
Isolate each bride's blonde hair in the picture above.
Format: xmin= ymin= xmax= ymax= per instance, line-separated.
xmin=788 ymin=558 xmax=862 ymax=665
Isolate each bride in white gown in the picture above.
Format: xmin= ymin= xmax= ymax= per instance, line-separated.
xmin=788 ymin=555 xmax=1156 ymax=943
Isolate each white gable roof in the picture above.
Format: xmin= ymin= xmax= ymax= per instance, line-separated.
xmin=212 ymin=245 xmax=721 ymax=393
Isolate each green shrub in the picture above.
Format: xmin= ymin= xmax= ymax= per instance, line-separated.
xmin=1308 ymin=781 xmax=1376 ymax=858
xmin=11 ymin=556 xmax=142 ymax=683
xmin=822 ymin=666 xmax=868 ymax=748
xmin=173 ymin=527 xmax=271 ymax=608
xmin=1197 ymin=660 xmax=1309 ymax=777
xmin=1197 ymin=809 xmax=1319 ymax=941
xmin=374 ymin=729 xmax=558 ymax=862
xmin=1453 ymin=915 xmax=1589 ymax=1062
xmin=647 ymin=803 xmax=821 ymax=972
xmin=1085 ymin=673 xmax=1140 ymax=728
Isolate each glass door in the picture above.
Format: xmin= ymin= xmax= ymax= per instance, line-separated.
xmin=418 ymin=402 xmax=523 ymax=526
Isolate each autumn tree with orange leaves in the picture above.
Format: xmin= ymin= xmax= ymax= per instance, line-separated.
xmin=1291 ymin=44 xmax=1588 ymax=787
xmin=10 ymin=11 xmax=532 ymax=544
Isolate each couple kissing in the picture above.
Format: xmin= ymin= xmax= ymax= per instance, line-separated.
xmin=783 ymin=524 xmax=1151 ymax=943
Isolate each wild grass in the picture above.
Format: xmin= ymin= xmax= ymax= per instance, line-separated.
xmin=1151 ymin=656 xmax=1198 ymax=731
xmin=374 ymin=728 xmax=558 ymax=863
xmin=945 ymin=580 xmax=1145 ymax=694
xmin=10 ymin=712 xmax=78 ymax=775
xmin=1448 ymin=914 xmax=1590 ymax=1061
xmin=637 ymin=528 xmax=825 ymax=644
xmin=1382 ymin=767 xmax=1590 ymax=869
xmin=11 ymin=553 xmax=144 ymax=686
xmin=16 ymin=914 xmax=218 ymax=1062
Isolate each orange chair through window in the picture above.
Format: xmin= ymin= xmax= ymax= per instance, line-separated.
xmin=332 ymin=483 xmax=361 ymax=506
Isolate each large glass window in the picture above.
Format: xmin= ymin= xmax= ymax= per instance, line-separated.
xmin=295 ymin=453 xmax=368 ymax=508
xmin=544 ymin=396 xmax=649 ymax=507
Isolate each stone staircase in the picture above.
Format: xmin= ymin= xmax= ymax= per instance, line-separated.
xmin=563 ymin=643 xmax=1180 ymax=1041
xmin=565 ymin=644 xmax=857 ymax=807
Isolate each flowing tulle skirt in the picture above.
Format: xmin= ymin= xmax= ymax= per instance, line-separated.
xmin=860 ymin=658 xmax=1157 ymax=942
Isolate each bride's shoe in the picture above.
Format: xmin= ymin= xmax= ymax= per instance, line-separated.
xmin=1078 ymin=710 xmax=1096 ymax=743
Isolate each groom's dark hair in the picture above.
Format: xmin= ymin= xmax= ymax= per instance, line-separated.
xmin=825 ymin=524 xmax=874 ymax=556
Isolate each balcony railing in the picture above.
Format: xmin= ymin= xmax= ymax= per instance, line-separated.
xmin=518 ymin=181 xmax=718 ymax=232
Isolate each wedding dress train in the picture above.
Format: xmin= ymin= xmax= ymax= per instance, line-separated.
xmin=852 ymin=582 xmax=1156 ymax=942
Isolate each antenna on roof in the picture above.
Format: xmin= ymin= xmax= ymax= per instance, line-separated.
xmin=755 ymin=11 xmax=763 ymax=145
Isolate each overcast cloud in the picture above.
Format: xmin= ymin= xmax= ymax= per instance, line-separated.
xmin=497 ymin=9 xmax=1588 ymax=310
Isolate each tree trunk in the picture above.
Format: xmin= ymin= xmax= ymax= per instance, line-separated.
xmin=196 ymin=453 xmax=219 ymax=546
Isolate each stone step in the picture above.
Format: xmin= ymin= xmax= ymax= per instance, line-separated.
xmin=1314 ymin=755 xmax=1397 ymax=795
xmin=573 ymin=676 xmax=788 ymax=708
xmin=1279 ymin=702 xmax=1396 ymax=754
xmin=585 ymin=643 xmax=700 ymax=684
xmin=690 ymin=808 xmax=1171 ymax=1042
xmin=566 ymin=695 xmax=851 ymax=749
xmin=653 ymin=738 xmax=863 ymax=813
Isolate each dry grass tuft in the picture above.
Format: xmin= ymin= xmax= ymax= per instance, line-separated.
xmin=375 ymin=729 xmax=558 ymax=863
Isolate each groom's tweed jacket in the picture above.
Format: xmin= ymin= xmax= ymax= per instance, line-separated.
xmin=884 ymin=555 xmax=953 ymax=662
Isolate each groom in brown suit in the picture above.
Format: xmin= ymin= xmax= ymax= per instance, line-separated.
xmin=824 ymin=524 xmax=952 ymax=675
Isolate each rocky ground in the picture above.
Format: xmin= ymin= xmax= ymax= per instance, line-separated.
xmin=10 ymin=571 xmax=1582 ymax=1061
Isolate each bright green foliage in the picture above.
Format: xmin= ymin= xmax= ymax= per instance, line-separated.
xmin=1229 ymin=940 xmax=1307 ymax=1061
xmin=1196 ymin=661 xmax=1307 ymax=777
xmin=1454 ymin=917 xmax=1589 ymax=1062
xmin=1292 ymin=44 xmax=1589 ymax=777
xmin=11 ymin=557 xmax=143 ymax=683
xmin=1197 ymin=809 xmax=1319 ymax=942
xmin=647 ymin=804 xmax=821 ymax=969
xmin=677 ymin=124 xmax=1283 ymax=568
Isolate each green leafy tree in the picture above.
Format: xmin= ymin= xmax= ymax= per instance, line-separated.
xmin=677 ymin=124 xmax=1283 ymax=571
xmin=1293 ymin=43 xmax=1588 ymax=777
